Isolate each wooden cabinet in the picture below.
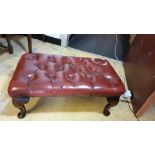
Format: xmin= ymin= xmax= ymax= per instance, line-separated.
xmin=124 ymin=34 xmax=155 ymax=116
xmin=130 ymin=34 xmax=136 ymax=44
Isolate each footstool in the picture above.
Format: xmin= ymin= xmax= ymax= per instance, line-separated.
xmin=8 ymin=53 xmax=125 ymax=118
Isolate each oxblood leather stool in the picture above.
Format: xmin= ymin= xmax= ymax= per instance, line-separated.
xmin=8 ymin=53 xmax=125 ymax=118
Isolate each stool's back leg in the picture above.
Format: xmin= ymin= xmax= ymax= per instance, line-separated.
xmin=103 ymin=96 xmax=120 ymax=116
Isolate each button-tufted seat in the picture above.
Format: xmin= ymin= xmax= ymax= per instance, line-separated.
xmin=8 ymin=53 xmax=125 ymax=118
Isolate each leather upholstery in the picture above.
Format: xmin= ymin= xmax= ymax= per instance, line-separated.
xmin=8 ymin=53 xmax=125 ymax=97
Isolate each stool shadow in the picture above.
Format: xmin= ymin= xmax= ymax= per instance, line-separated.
xmin=27 ymin=96 xmax=107 ymax=114
xmin=4 ymin=96 xmax=107 ymax=118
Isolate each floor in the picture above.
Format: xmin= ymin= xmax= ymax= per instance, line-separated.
xmin=0 ymin=35 xmax=154 ymax=120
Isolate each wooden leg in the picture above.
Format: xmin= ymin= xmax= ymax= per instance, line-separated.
xmin=6 ymin=35 xmax=13 ymax=54
xmin=103 ymin=96 xmax=120 ymax=116
xmin=27 ymin=34 xmax=32 ymax=53
xmin=12 ymin=97 xmax=30 ymax=119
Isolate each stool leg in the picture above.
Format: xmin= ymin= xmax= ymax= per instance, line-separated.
xmin=12 ymin=97 xmax=30 ymax=119
xmin=103 ymin=96 xmax=120 ymax=116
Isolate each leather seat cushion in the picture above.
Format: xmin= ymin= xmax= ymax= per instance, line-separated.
xmin=8 ymin=53 xmax=125 ymax=97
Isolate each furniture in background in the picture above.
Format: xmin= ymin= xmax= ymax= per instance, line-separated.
xmin=8 ymin=52 xmax=125 ymax=118
xmin=123 ymin=34 xmax=155 ymax=116
xmin=0 ymin=34 xmax=32 ymax=54
xmin=130 ymin=34 xmax=136 ymax=44
xmin=136 ymin=91 xmax=155 ymax=116
xmin=27 ymin=34 xmax=32 ymax=53
xmin=0 ymin=35 xmax=13 ymax=54
xmin=68 ymin=34 xmax=130 ymax=61
xmin=43 ymin=34 xmax=70 ymax=47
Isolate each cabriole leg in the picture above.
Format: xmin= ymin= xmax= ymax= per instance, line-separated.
xmin=103 ymin=96 xmax=120 ymax=116
xmin=12 ymin=97 xmax=30 ymax=119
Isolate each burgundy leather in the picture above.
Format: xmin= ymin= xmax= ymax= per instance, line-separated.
xmin=8 ymin=53 xmax=125 ymax=97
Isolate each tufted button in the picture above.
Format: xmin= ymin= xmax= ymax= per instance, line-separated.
xmin=95 ymin=71 xmax=101 ymax=76
xmin=36 ymin=63 xmax=48 ymax=70
xmin=62 ymin=57 xmax=71 ymax=64
xmin=86 ymin=75 xmax=94 ymax=82
xmin=27 ymin=73 xmax=38 ymax=81
xmin=80 ymin=58 xmax=84 ymax=62
xmin=48 ymin=74 xmax=56 ymax=79
xmin=27 ymin=73 xmax=34 ymax=79
xmin=51 ymin=58 xmax=56 ymax=63
xmin=40 ymin=65 xmax=44 ymax=70
xmin=66 ymin=59 xmax=71 ymax=64
xmin=47 ymin=56 xmax=52 ymax=62
xmin=66 ymin=73 xmax=75 ymax=80
xmin=82 ymin=59 xmax=88 ymax=65
xmin=47 ymin=56 xmax=56 ymax=63
xmin=56 ymin=65 xmax=64 ymax=71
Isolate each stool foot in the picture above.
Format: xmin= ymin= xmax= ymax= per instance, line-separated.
xmin=103 ymin=96 xmax=120 ymax=116
xmin=12 ymin=97 xmax=30 ymax=119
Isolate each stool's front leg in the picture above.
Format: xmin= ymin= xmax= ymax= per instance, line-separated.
xmin=103 ymin=96 xmax=120 ymax=116
xmin=12 ymin=97 xmax=30 ymax=119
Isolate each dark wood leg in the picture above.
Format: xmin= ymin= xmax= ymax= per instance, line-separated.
xmin=27 ymin=34 xmax=32 ymax=53
xmin=12 ymin=97 xmax=30 ymax=119
xmin=6 ymin=35 xmax=13 ymax=54
xmin=103 ymin=96 xmax=120 ymax=116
